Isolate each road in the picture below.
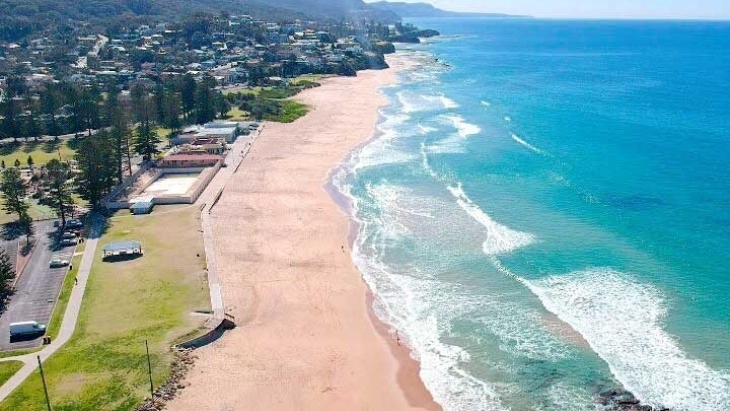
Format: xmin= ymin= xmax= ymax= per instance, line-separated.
xmin=74 ymin=34 xmax=108 ymax=69
xmin=0 ymin=221 xmax=76 ymax=351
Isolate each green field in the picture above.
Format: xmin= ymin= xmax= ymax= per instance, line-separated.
xmin=225 ymin=107 xmax=249 ymax=121
xmin=269 ymin=101 xmax=308 ymax=123
xmin=0 ymin=139 xmax=78 ymax=167
xmin=46 ymin=243 xmax=86 ymax=340
xmin=0 ymin=199 xmax=57 ymax=225
xmin=0 ymin=361 xmax=23 ymax=386
xmin=0 ymin=207 xmax=210 ymax=411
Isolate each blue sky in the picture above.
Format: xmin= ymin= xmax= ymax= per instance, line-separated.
xmin=364 ymin=0 xmax=730 ymax=19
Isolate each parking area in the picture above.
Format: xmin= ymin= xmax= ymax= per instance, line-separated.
xmin=0 ymin=220 xmax=78 ymax=351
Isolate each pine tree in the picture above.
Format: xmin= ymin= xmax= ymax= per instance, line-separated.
xmin=195 ymin=75 xmax=216 ymax=124
xmin=110 ymin=109 xmax=133 ymax=183
xmin=180 ymin=74 xmax=197 ymax=120
xmin=45 ymin=159 xmax=75 ymax=226
xmin=0 ymin=168 xmax=29 ymax=221
xmin=133 ymin=121 xmax=162 ymax=162
xmin=75 ymin=131 xmax=117 ymax=206
xmin=0 ymin=249 xmax=15 ymax=302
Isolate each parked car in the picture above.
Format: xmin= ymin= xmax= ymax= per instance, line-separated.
xmin=65 ymin=219 xmax=84 ymax=229
xmin=62 ymin=231 xmax=76 ymax=239
xmin=61 ymin=238 xmax=78 ymax=247
xmin=9 ymin=321 xmax=46 ymax=337
xmin=50 ymin=258 xmax=70 ymax=268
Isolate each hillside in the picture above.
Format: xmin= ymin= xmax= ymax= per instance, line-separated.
xmin=369 ymin=1 xmax=528 ymax=18
xmin=0 ymin=0 xmax=399 ymax=41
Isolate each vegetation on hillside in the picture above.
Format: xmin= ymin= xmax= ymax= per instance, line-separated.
xmin=0 ymin=0 xmax=398 ymax=41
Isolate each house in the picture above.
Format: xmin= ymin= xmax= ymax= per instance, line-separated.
xmin=160 ymin=154 xmax=223 ymax=168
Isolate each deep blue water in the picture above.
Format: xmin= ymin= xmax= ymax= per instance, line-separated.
xmin=333 ymin=19 xmax=730 ymax=411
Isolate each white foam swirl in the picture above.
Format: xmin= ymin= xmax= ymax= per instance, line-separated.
xmin=525 ymin=268 xmax=730 ymax=411
xmin=447 ymin=183 xmax=536 ymax=255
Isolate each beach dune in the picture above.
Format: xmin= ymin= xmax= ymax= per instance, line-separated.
xmin=170 ymin=59 xmax=440 ymax=411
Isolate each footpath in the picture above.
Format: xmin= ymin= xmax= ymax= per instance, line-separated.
xmin=0 ymin=215 xmax=103 ymax=401
xmin=0 ymin=126 xmax=260 ymax=400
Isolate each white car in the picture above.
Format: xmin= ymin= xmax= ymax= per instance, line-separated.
xmin=50 ymin=259 xmax=70 ymax=268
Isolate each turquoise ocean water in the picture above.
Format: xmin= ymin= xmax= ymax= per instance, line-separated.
xmin=332 ymin=19 xmax=730 ymax=411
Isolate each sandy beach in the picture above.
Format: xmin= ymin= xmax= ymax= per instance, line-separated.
xmin=170 ymin=57 xmax=441 ymax=411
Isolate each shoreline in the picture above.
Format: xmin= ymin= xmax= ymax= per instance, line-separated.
xmin=169 ymin=54 xmax=441 ymax=411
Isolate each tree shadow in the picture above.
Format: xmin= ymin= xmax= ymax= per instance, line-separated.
xmin=0 ymin=141 xmax=21 ymax=156
xmin=23 ymin=140 xmax=40 ymax=153
xmin=66 ymin=139 xmax=81 ymax=152
xmin=1 ymin=222 xmax=23 ymax=241
xmin=42 ymin=139 xmax=64 ymax=154
xmin=19 ymin=240 xmax=33 ymax=257
xmin=102 ymin=254 xmax=144 ymax=263
xmin=0 ymin=288 xmax=15 ymax=316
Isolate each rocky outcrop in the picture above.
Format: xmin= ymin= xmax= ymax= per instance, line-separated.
xmin=135 ymin=348 xmax=197 ymax=411
xmin=598 ymin=389 xmax=670 ymax=411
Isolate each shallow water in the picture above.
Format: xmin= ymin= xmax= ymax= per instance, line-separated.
xmin=333 ymin=19 xmax=730 ymax=411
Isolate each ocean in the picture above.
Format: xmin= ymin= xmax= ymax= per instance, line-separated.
xmin=332 ymin=19 xmax=730 ymax=411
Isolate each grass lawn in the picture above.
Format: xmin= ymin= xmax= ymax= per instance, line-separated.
xmin=0 ymin=361 xmax=23 ymax=386
xmin=266 ymin=101 xmax=308 ymax=123
xmin=0 ymin=139 xmax=78 ymax=167
xmin=0 ymin=199 xmax=57 ymax=225
xmin=226 ymin=107 xmax=249 ymax=121
xmin=223 ymin=85 xmax=271 ymax=96
xmin=46 ymin=243 xmax=86 ymax=340
xmin=0 ymin=207 xmax=210 ymax=411
xmin=154 ymin=128 xmax=173 ymax=139
xmin=292 ymin=74 xmax=328 ymax=85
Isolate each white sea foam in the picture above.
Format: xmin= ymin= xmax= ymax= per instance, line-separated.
xmin=504 ymin=116 xmax=511 ymax=123
xmin=443 ymin=115 xmax=482 ymax=138
xmin=439 ymin=94 xmax=460 ymax=109
xmin=353 ymin=253 xmax=509 ymax=411
xmin=524 ymin=268 xmax=730 ymax=411
xmin=447 ymin=183 xmax=536 ymax=255
xmin=418 ymin=124 xmax=438 ymax=135
xmin=511 ymin=133 xmax=549 ymax=156
xmin=543 ymin=383 xmax=603 ymax=411
xmin=353 ymin=112 xmax=417 ymax=170
xmin=397 ymin=91 xmax=460 ymax=113
xmin=481 ymin=100 xmax=491 ymax=107
xmin=367 ymin=183 xmax=435 ymax=219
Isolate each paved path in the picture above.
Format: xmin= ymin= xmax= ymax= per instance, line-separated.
xmin=0 ymin=127 xmax=259 ymax=398
xmin=0 ymin=216 xmax=102 ymax=401
xmin=195 ymin=129 xmax=258 ymax=326
xmin=0 ymin=221 xmax=75 ymax=351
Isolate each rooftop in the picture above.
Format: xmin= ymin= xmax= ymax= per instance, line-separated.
xmin=103 ymin=241 xmax=142 ymax=253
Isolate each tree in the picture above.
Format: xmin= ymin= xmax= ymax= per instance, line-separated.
xmin=75 ymin=132 xmax=117 ymax=205
xmin=40 ymin=83 xmax=63 ymax=136
xmin=133 ymin=121 xmax=162 ymax=161
xmin=13 ymin=159 xmax=20 ymax=168
xmin=162 ymin=89 xmax=182 ymax=130
xmin=27 ymin=155 xmax=34 ymax=169
xmin=0 ymin=249 xmax=14 ymax=303
xmin=0 ymin=168 xmax=29 ymax=221
xmin=45 ymin=159 xmax=75 ymax=226
xmin=1 ymin=161 xmax=5 ymax=169
xmin=0 ymin=98 xmax=21 ymax=141
xmin=195 ymin=75 xmax=216 ymax=124
xmin=109 ymin=109 xmax=133 ymax=183
xmin=18 ymin=212 xmax=34 ymax=244
xmin=180 ymin=74 xmax=197 ymax=120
